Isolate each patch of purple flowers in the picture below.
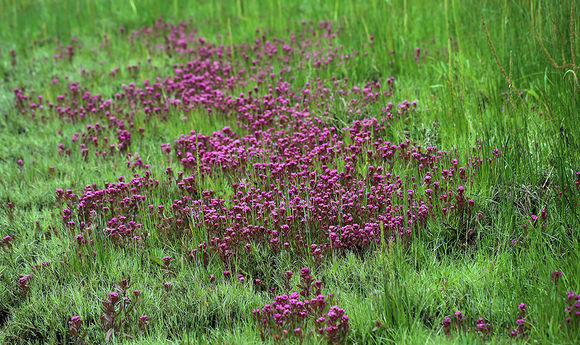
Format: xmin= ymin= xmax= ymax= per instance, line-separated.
xmin=253 ymin=268 xmax=349 ymax=344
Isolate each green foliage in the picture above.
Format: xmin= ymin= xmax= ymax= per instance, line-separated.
xmin=0 ymin=0 xmax=578 ymax=344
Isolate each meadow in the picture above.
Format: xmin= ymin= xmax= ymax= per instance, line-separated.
xmin=0 ymin=0 xmax=579 ymax=344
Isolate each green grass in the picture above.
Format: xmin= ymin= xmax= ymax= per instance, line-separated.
xmin=0 ymin=0 xmax=579 ymax=344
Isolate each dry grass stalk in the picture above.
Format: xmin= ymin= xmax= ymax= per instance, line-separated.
xmin=481 ymin=12 xmax=522 ymax=95
xmin=535 ymin=2 xmax=579 ymax=92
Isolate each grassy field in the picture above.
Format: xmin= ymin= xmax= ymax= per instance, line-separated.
xmin=0 ymin=0 xmax=579 ymax=344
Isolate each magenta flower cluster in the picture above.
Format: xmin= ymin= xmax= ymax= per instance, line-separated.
xmin=253 ymin=268 xmax=349 ymax=344
xmin=442 ymin=310 xmax=466 ymax=336
xmin=98 ymin=278 xmax=146 ymax=341
xmin=68 ymin=315 xmax=86 ymax=345
xmin=26 ymin=17 xmax=520 ymax=272
xmin=507 ymin=303 xmax=529 ymax=338
xmin=17 ymin=274 xmax=32 ymax=297
xmin=564 ymin=291 xmax=580 ymax=325
xmin=1 ymin=234 xmax=14 ymax=251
